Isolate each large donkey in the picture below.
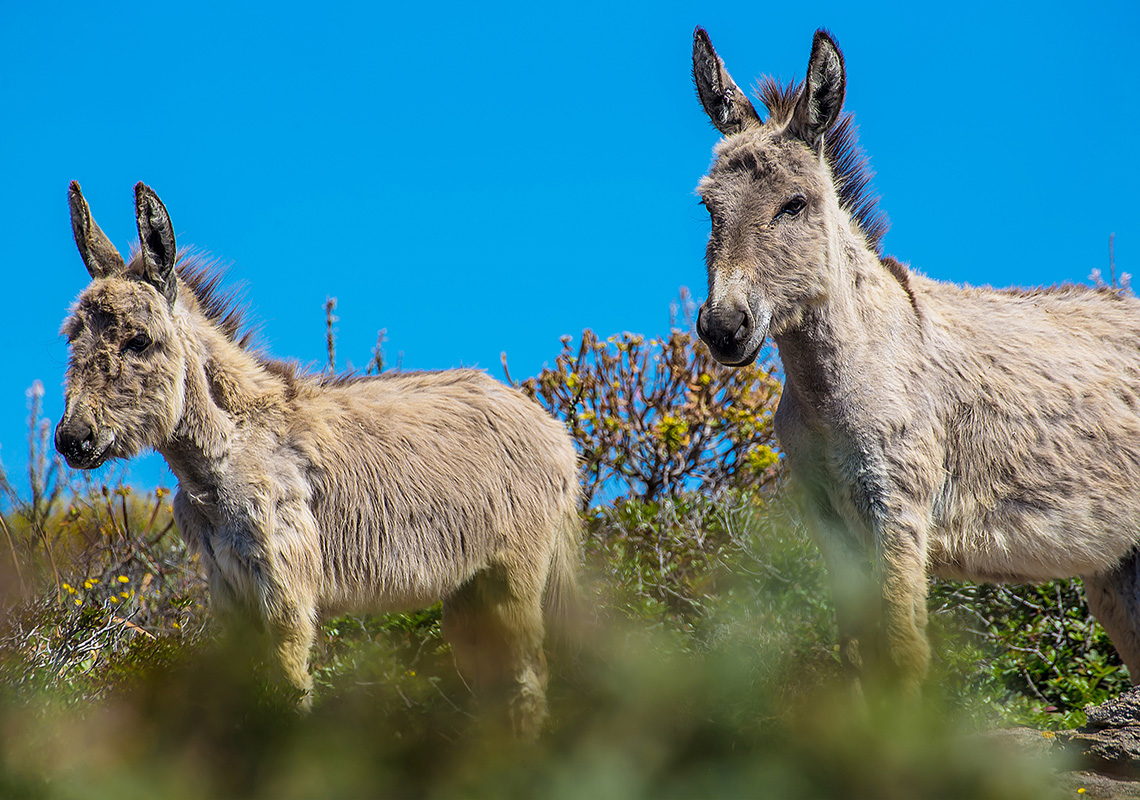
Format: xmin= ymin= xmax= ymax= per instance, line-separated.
xmin=693 ymin=28 xmax=1140 ymax=695
xmin=55 ymin=182 xmax=580 ymax=736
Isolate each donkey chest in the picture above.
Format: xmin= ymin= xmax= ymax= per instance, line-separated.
xmin=172 ymin=446 xmax=316 ymax=552
xmin=777 ymin=389 xmax=877 ymax=488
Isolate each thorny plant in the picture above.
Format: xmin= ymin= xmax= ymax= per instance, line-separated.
xmin=324 ymin=297 xmax=338 ymax=374
xmin=930 ymin=578 xmax=1130 ymax=726
xmin=1089 ymin=233 xmax=1132 ymax=297
xmin=324 ymin=296 xmax=393 ymax=376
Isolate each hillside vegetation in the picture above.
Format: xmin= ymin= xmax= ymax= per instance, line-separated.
xmin=0 ymin=296 xmax=1123 ymax=798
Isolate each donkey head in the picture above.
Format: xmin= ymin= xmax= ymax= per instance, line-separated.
xmin=56 ymin=182 xmax=188 ymax=469
xmin=693 ymin=28 xmax=847 ymax=365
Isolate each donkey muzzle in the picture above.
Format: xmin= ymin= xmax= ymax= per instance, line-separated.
xmin=697 ymin=301 xmax=764 ymax=366
xmin=55 ymin=414 xmax=113 ymax=469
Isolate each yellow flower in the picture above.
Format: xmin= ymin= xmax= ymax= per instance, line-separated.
xmin=1078 ymin=789 xmax=1086 ymax=795
xmin=109 ymin=596 xmax=119 ymax=604
xmin=745 ymin=445 xmax=780 ymax=475
xmin=74 ymin=598 xmax=82 ymax=606
xmin=83 ymin=580 xmax=94 ymax=590
xmin=62 ymin=583 xmax=75 ymax=594
xmin=1040 ymin=730 xmax=1057 ymax=739
xmin=654 ymin=415 xmax=691 ymax=453
xmin=120 ymin=591 xmax=131 ymax=599
xmin=117 ymin=576 xmax=129 ymax=584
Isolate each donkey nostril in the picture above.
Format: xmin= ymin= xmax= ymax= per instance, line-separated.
xmin=718 ymin=308 xmax=749 ymax=344
xmin=724 ymin=309 xmax=745 ymax=339
xmin=731 ymin=309 xmax=751 ymax=343
xmin=698 ymin=304 xmax=752 ymax=350
xmin=696 ymin=305 xmax=711 ymax=339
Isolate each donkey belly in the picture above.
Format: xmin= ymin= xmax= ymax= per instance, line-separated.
xmin=315 ymin=509 xmax=499 ymax=615
xmin=928 ymin=505 xmax=1140 ymax=584
xmin=319 ymin=581 xmax=453 ymax=617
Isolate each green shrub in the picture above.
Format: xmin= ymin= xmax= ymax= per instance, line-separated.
xmin=930 ymin=579 xmax=1130 ymax=728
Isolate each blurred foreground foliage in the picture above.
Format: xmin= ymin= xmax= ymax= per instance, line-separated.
xmin=0 ymin=309 xmax=1126 ymax=797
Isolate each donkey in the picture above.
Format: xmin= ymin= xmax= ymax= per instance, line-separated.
xmin=692 ymin=28 xmax=1140 ymax=696
xmin=55 ymin=182 xmax=580 ymax=736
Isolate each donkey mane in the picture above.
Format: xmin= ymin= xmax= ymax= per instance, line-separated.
xmin=756 ymin=77 xmax=890 ymax=256
xmin=177 ymin=255 xmax=253 ymax=345
xmin=122 ymin=248 xmax=257 ymax=349
xmin=153 ymin=250 xmax=331 ymax=396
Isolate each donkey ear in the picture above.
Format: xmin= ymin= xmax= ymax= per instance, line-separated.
xmin=69 ymin=181 xmax=126 ymax=279
xmin=134 ymin=183 xmax=178 ymax=308
xmin=693 ymin=27 xmax=760 ymax=136
xmin=790 ymin=29 xmax=846 ymax=150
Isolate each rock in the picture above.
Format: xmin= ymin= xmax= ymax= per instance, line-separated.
xmin=985 ymin=690 xmax=1140 ymax=797
xmin=1057 ymin=770 xmax=1140 ymax=799
xmin=1058 ymin=688 xmax=1140 ymax=778
xmin=981 ymin=725 xmax=1062 ymax=760
xmin=1086 ymin=690 xmax=1140 ymax=730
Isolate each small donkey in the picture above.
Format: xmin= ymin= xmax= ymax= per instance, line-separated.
xmin=693 ymin=28 xmax=1140 ymax=695
xmin=56 ymin=182 xmax=580 ymax=735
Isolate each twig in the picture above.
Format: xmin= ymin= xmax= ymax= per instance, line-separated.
xmin=0 ymin=512 xmax=26 ymax=597
xmin=102 ymin=488 xmax=124 ymax=540
xmin=324 ymin=297 xmax=338 ymax=375
xmin=142 ymin=490 xmax=165 ymax=536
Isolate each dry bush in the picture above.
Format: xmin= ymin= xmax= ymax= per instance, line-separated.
xmin=505 ymin=291 xmax=782 ymax=508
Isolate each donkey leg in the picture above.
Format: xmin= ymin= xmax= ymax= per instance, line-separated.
xmin=443 ymin=570 xmax=549 ymax=738
xmin=207 ymin=557 xmax=317 ymax=707
xmin=876 ymin=521 xmax=932 ymax=695
xmin=1083 ymin=547 xmax=1140 ymax=683
xmin=815 ymin=516 xmax=930 ymax=696
xmin=269 ymin=604 xmax=319 ymax=708
xmin=810 ymin=508 xmax=889 ymax=700
xmin=820 ymin=542 xmax=878 ymax=695
xmin=253 ymin=565 xmax=319 ymax=708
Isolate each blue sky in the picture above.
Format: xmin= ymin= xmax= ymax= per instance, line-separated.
xmin=2 ymin=0 xmax=1137 ymax=495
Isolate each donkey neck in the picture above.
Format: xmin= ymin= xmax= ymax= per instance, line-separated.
xmin=773 ymin=242 xmax=921 ymax=421
xmin=158 ymin=309 xmax=285 ymax=490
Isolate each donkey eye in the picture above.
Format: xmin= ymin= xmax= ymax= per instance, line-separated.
xmin=776 ymin=196 xmax=807 ymax=219
xmin=123 ymin=334 xmax=152 ymax=354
